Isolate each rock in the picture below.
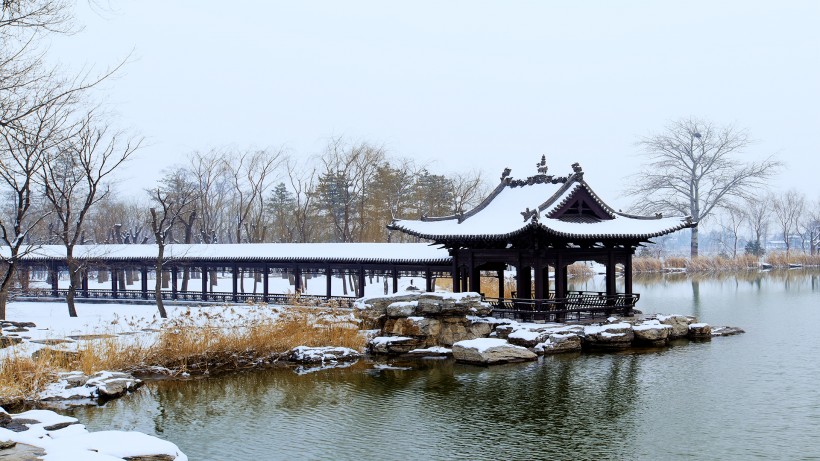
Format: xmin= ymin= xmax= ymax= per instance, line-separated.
xmin=288 ymin=346 xmax=361 ymax=364
xmin=369 ymin=336 xmax=423 ymax=355
xmin=494 ymin=324 xmax=514 ymax=339
xmin=123 ymin=455 xmax=176 ymax=461
xmin=535 ymin=333 xmax=582 ymax=354
xmin=711 ymin=326 xmax=745 ymax=337
xmin=507 ymin=328 xmax=549 ymax=348
xmin=0 ymin=410 xmax=11 ymax=427
xmin=386 ymin=301 xmax=418 ymax=318
xmin=404 ymin=346 xmax=452 ymax=358
xmin=0 ymin=336 xmax=22 ymax=348
xmin=584 ymin=323 xmax=634 ymax=349
xmin=384 ymin=317 xmax=438 ymax=337
xmin=0 ymin=440 xmax=16 ymax=449
xmin=632 ymin=320 xmax=672 ymax=345
xmin=657 ymin=314 xmax=694 ymax=339
xmin=43 ymin=421 xmax=78 ymax=431
xmin=58 ymin=371 xmax=89 ymax=388
xmin=688 ymin=323 xmax=712 ymax=339
xmin=1 ymin=321 xmax=36 ymax=329
xmin=467 ymin=320 xmax=493 ymax=339
xmin=4 ymin=418 xmax=39 ymax=432
xmin=30 ymin=339 xmax=74 ymax=345
xmin=452 ymin=338 xmax=537 ymax=365
xmin=31 ymin=348 xmax=80 ymax=362
xmin=86 ymin=372 xmax=143 ymax=400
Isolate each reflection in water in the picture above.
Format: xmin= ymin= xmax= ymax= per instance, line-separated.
xmin=67 ymin=269 xmax=820 ymax=460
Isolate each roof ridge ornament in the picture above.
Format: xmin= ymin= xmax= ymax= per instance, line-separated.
xmin=521 ymin=207 xmax=539 ymax=222
xmin=537 ymin=155 xmax=548 ymax=174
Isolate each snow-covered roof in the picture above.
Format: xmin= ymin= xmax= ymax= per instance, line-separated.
xmin=8 ymin=243 xmax=451 ymax=264
xmin=389 ymin=160 xmax=695 ymax=242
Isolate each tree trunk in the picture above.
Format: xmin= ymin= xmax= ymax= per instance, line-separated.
xmin=155 ymin=247 xmax=168 ymax=318
xmin=66 ymin=257 xmax=79 ymax=317
xmin=690 ymin=227 xmax=699 ymax=258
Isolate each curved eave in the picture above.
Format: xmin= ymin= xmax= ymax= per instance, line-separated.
xmin=390 ymin=219 xmax=696 ymax=243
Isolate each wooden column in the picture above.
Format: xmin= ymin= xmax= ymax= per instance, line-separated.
xmin=624 ymin=251 xmax=633 ymax=295
xmin=469 ymin=267 xmax=480 ymax=293
xmin=50 ymin=263 xmax=58 ymax=297
xmin=460 ymin=267 xmax=469 ymax=292
xmin=294 ymin=266 xmax=302 ymax=293
xmin=555 ymin=254 xmax=566 ymax=299
xmin=357 ymin=266 xmax=366 ymax=298
xmin=606 ymin=249 xmax=617 ymax=297
xmin=425 ymin=266 xmax=433 ymax=292
xmin=263 ymin=264 xmax=270 ymax=302
xmin=326 ymin=267 xmax=332 ymax=299
xmin=534 ymin=263 xmax=544 ymax=301
xmin=111 ymin=267 xmax=118 ymax=299
xmin=451 ymin=253 xmax=460 ymax=293
xmin=232 ymin=263 xmax=239 ymax=303
xmin=392 ymin=267 xmax=399 ymax=294
xmin=81 ymin=270 xmax=89 ymax=298
xmin=201 ymin=265 xmax=208 ymax=301
xmin=497 ymin=269 xmax=505 ymax=299
xmin=171 ymin=266 xmax=178 ymax=300
xmin=141 ymin=266 xmax=148 ymax=300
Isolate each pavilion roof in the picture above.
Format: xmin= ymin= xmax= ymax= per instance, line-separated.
xmin=389 ymin=158 xmax=695 ymax=242
xmin=9 ymin=243 xmax=452 ymax=265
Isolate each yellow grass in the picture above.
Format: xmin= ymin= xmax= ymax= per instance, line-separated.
xmin=0 ymin=306 xmax=366 ymax=406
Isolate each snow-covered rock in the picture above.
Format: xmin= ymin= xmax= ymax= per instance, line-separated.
xmin=688 ymin=323 xmax=712 ymax=339
xmin=535 ymin=333 xmax=582 ymax=354
xmin=657 ymin=314 xmax=694 ymax=339
xmin=288 ymin=346 xmax=361 ymax=364
xmin=38 ymin=371 xmax=142 ymax=402
xmin=368 ymin=336 xmax=422 ymax=354
xmin=452 ymin=338 xmax=537 ymax=365
xmin=584 ymin=323 xmax=634 ymax=349
xmin=632 ymin=320 xmax=673 ymax=345
xmin=0 ymin=407 xmax=187 ymax=460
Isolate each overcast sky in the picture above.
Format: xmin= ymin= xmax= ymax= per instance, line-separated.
xmin=49 ymin=1 xmax=819 ymax=210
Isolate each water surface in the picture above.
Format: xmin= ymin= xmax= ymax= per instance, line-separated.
xmin=69 ymin=270 xmax=820 ymax=460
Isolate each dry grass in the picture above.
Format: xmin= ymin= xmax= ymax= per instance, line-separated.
xmin=633 ymin=257 xmax=663 ymax=273
xmin=766 ymin=252 xmax=820 ymax=268
xmin=632 ymin=253 xmax=820 ymax=272
xmin=0 ymin=305 xmax=366 ymax=405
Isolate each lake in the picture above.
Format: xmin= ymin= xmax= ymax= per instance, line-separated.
xmin=68 ymin=270 xmax=820 ymax=460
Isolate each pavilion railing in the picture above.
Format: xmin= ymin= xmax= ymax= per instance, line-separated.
xmin=485 ymin=290 xmax=640 ymax=322
xmin=21 ymin=288 xmax=358 ymax=308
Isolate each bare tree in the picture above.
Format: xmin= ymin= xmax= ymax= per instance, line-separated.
xmin=224 ymin=148 xmax=285 ymax=244
xmin=796 ymin=196 xmax=820 ymax=255
xmin=626 ymin=117 xmax=781 ymax=257
xmin=188 ymin=150 xmax=230 ymax=244
xmin=716 ymin=203 xmax=746 ymax=258
xmin=771 ymin=190 xmax=805 ymax=257
xmin=284 ymin=157 xmax=317 ymax=243
xmin=0 ymin=94 xmax=68 ymax=318
xmin=148 ymin=181 xmax=195 ymax=318
xmin=743 ymin=194 xmax=771 ymax=256
xmin=39 ymin=112 xmax=140 ymax=317
xmin=449 ymin=169 xmax=487 ymax=216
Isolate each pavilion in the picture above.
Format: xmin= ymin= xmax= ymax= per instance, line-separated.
xmin=389 ymin=157 xmax=696 ymax=319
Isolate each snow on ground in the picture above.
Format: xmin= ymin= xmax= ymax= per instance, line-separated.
xmin=0 ymin=406 xmax=188 ymax=461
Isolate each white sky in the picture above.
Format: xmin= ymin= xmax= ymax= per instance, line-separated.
xmin=48 ymin=1 xmax=820 ymax=210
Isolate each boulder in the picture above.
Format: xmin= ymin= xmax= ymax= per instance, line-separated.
xmin=535 ymin=333 xmax=582 ymax=354
xmin=58 ymin=371 xmax=89 ymax=389
xmin=584 ymin=323 xmax=634 ymax=349
xmin=386 ymin=301 xmax=418 ymax=318
xmin=632 ymin=320 xmax=672 ymax=345
xmin=86 ymin=372 xmax=143 ymax=400
xmin=369 ymin=336 xmax=423 ymax=355
xmin=657 ymin=314 xmax=694 ymax=339
xmin=688 ymin=323 xmax=712 ymax=339
xmin=0 ymin=336 xmax=22 ymax=348
xmin=0 ymin=410 xmax=11 ymax=427
xmin=507 ymin=328 xmax=549 ymax=348
xmin=452 ymin=338 xmax=537 ymax=365
xmin=494 ymin=324 xmax=514 ymax=339
xmin=711 ymin=326 xmax=745 ymax=337
xmin=288 ymin=346 xmax=361 ymax=364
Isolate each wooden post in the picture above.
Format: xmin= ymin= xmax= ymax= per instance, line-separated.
xmin=141 ymin=266 xmax=148 ymax=299
xmin=111 ymin=267 xmax=118 ymax=299
xmin=294 ymin=266 xmax=302 ymax=293
xmin=326 ymin=267 xmax=332 ymax=299
xmin=392 ymin=267 xmax=399 ymax=293
xmin=624 ymin=251 xmax=633 ymax=295
xmin=451 ymin=254 xmax=461 ymax=293
xmin=357 ymin=266 xmax=365 ymax=298
xmin=171 ymin=266 xmax=178 ymax=300
xmin=425 ymin=266 xmax=433 ymax=292
xmin=81 ymin=270 xmax=89 ymax=298
xmin=263 ymin=264 xmax=270 ymax=302
xmin=201 ymin=265 xmax=208 ymax=301
xmin=497 ymin=269 xmax=504 ymax=300
xmin=469 ymin=267 xmax=480 ymax=293
xmin=519 ymin=267 xmax=532 ymax=299
xmin=232 ymin=263 xmax=238 ymax=303
xmin=50 ymin=263 xmax=58 ymax=297
xmin=534 ymin=264 xmax=544 ymax=301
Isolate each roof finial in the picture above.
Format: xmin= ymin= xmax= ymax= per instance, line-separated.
xmin=500 ymin=167 xmax=511 ymax=182
xmin=536 ymin=155 xmax=548 ymax=174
